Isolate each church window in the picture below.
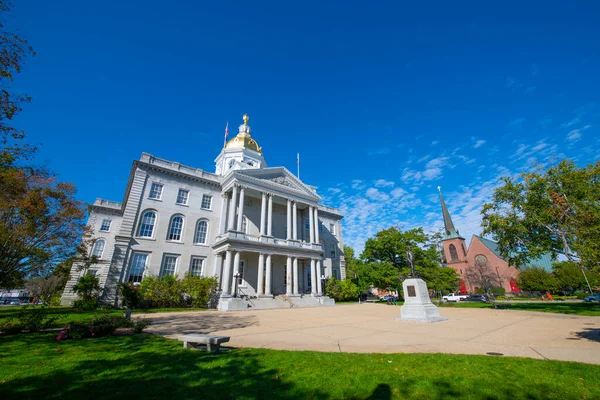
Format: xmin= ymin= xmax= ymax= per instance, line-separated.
xmin=461 ymin=243 xmax=467 ymax=257
xmin=100 ymin=219 xmax=111 ymax=232
xmin=475 ymin=254 xmax=488 ymax=266
xmin=160 ymin=254 xmax=178 ymax=277
xmin=201 ymin=195 xmax=212 ymax=210
xmin=449 ymin=244 xmax=459 ymax=261
xmin=138 ymin=211 xmax=157 ymax=238
xmin=128 ymin=253 xmax=148 ymax=283
xmin=194 ymin=220 xmax=208 ymax=244
xmin=176 ymin=189 xmax=189 ymax=205
xmin=149 ymin=183 xmax=163 ymax=200
xmin=91 ymin=239 xmax=105 ymax=259
xmin=167 ymin=215 xmax=184 ymax=241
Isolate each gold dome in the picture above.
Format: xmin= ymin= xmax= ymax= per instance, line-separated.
xmin=225 ymin=114 xmax=262 ymax=154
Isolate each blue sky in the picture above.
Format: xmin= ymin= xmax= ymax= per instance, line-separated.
xmin=9 ymin=1 xmax=600 ymax=253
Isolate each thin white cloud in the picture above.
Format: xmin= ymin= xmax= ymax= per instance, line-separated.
xmin=567 ymin=130 xmax=582 ymax=141
xmin=366 ymin=188 xmax=390 ymax=201
xmin=561 ymin=117 xmax=580 ymax=128
xmin=472 ymin=140 xmax=486 ymax=149
xmin=508 ymin=118 xmax=525 ymax=128
xmin=431 ymin=140 xmax=439 ymax=145
xmin=422 ymin=167 xmax=442 ymax=180
xmin=374 ymin=179 xmax=394 ymax=188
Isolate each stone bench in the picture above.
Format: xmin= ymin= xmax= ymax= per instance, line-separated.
xmin=178 ymin=334 xmax=231 ymax=351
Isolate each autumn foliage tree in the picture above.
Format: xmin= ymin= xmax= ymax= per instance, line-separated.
xmin=0 ymin=2 xmax=87 ymax=288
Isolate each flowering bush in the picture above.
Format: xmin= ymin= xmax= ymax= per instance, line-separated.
xmin=132 ymin=318 xmax=151 ymax=333
xmin=55 ymin=315 xmax=150 ymax=340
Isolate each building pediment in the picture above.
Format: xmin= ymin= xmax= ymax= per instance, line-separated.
xmin=230 ymin=167 xmax=321 ymax=202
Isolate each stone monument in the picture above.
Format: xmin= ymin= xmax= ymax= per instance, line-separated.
xmin=398 ymin=247 xmax=445 ymax=322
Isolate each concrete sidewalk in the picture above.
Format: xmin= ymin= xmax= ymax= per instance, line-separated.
xmin=144 ymin=303 xmax=600 ymax=364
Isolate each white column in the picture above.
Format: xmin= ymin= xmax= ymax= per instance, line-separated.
xmin=221 ymin=250 xmax=233 ymax=295
xmin=236 ymin=186 xmax=245 ymax=231
xmin=286 ymin=256 xmax=292 ymax=294
xmin=227 ymin=186 xmax=238 ymax=231
xmin=213 ymin=253 xmax=223 ymax=280
xmin=257 ymin=253 xmax=265 ymax=295
xmin=308 ymin=206 xmax=315 ymax=243
xmin=292 ymin=201 xmax=298 ymax=240
xmin=310 ymin=259 xmax=317 ymax=295
xmin=267 ymin=194 xmax=273 ymax=236
xmin=265 ymin=254 xmax=272 ymax=295
xmin=286 ymin=199 xmax=292 ymax=240
xmin=314 ymin=207 xmax=320 ymax=243
xmin=292 ymin=257 xmax=299 ymax=295
xmin=231 ymin=251 xmax=241 ymax=294
xmin=316 ymin=259 xmax=323 ymax=295
xmin=218 ymin=194 xmax=228 ymax=234
xmin=260 ymin=192 xmax=267 ymax=236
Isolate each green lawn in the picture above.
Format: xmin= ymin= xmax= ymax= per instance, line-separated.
xmin=0 ymin=333 xmax=598 ymax=400
xmin=0 ymin=306 xmax=209 ymax=328
xmin=440 ymin=301 xmax=600 ymax=316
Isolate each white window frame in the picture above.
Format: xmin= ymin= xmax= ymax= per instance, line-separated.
xmin=237 ymin=260 xmax=246 ymax=287
xmin=160 ymin=254 xmax=179 ymax=277
xmin=138 ymin=210 xmax=157 ymax=238
xmin=194 ymin=219 xmax=209 ymax=245
xmin=128 ymin=252 xmax=149 ymax=283
xmin=330 ymin=223 xmax=336 ymax=235
xmin=167 ymin=215 xmax=184 ymax=242
xmin=91 ymin=239 xmax=106 ymax=259
xmin=241 ymin=216 xmax=248 ymax=234
xmin=189 ymin=257 xmax=204 ymax=277
xmin=318 ymin=220 xmax=323 ymax=232
xmin=176 ymin=189 xmax=189 ymax=206
xmin=330 ymin=243 xmax=337 ymax=259
xmin=201 ymin=194 xmax=212 ymax=210
xmin=99 ymin=219 xmax=111 ymax=232
xmin=149 ymin=182 xmax=163 ymax=200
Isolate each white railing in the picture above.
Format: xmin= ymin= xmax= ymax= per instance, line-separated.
xmin=218 ymin=231 xmax=323 ymax=251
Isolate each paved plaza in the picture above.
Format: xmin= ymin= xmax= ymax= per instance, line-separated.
xmin=145 ymin=303 xmax=600 ymax=364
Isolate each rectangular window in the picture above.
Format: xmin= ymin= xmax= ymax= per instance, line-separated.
xmin=318 ymin=221 xmax=323 ymax=232
xmin=160 ymin=255 xmax=178 ymax=277
xmin=330 ymin=243 xmax=337 ymax=259
xmin=189 ymin=257 xmax=203 ymax=277
xmin=176 ymin=189 xmax=189 ymax=205
xmin=201 ymin=195 xmax=212 ymax=210
xmin=237 ymin=260 xmax=245 ymax=286
xmin=149 ymin=183 xmax=163 ymax=200
xmin=129 ymin=253 xmax=148 ymax=283
xmin=241 ymin=217 xmax=248 ymax=234
xmin=100 ymin=219 xmax=111 ymax=232
xmin=87 ymin=269 xmax=98 ymax=276
xmin=305 ymin=217 xmax=310 ymax=229
xmin=330 ymin=223 xmax=336 ymax=235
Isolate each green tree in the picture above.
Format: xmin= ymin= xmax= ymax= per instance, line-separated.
xmin=482 ymin=160 xmax=600 ymax=292
xmin=72 ymin=273 xmax=101 ymax=309
xmin=517 ymin=267 xmax=558 ymax=293
xmin=553 ymin=261 xmax=599 ymax=294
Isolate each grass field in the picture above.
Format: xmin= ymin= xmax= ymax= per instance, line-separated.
xmin=441 ymin=301 xmax=600 ymax=316
xmin=0 ymin=306 xmax=209 ymax=328
xmin=1 ymin=333 xmax=599 ymax=400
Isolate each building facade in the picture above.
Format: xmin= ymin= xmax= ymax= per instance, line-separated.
xmin=438 ymin=188 xmax=553 ymax=294
xmin=61 ymin=115 xmax=345 ymax=309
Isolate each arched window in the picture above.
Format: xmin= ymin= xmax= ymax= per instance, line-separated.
xmin=138 ymin=210 xmax=157 ymax=238
xmin=194 ymin=219 xmax=208 ymax=244
xmin=449 ymin=244 xmax=459 ymax=261
xmin=92 ymin=239 xmax=105 ymax=259
xmin=461 ymin=243 xmax=467 ymax=257
xmin=167 ymin=215 xmax=184 ymax=241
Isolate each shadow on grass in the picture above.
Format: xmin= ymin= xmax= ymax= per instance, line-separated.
xmin=146 ymin=312 xmax=259 ymax=336
xmin=0 ymin=334 xmax=325 ymax=400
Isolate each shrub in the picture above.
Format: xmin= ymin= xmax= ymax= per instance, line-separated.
xmin=132 ymin=318 xmax=152 ymax=333
xmin=72 ymin=273 xmax=101 ymax=310
xmin=325 ymin=277 xmax=340 ymax=299
xmin=17 ymin=305 xmax=59 ymax=332
xmin=180 ymin=274 xmax=219 ymax=308
xmin=119 ymin=282 xmax=142 ymax=308
xmin=324 ymin=278 xmax=360 ymax=301
xmin=490 ymin=287 xmax=506 ymax=296
xmin=0 ymin=319 xmax=23 ymax=335
xmin=139 ymin=275 xmax=184 ymax=308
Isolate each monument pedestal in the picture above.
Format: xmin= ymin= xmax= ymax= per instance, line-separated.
xmin=398 ymin=278 xmax=446 ymax=323
xmin=217 ymin=296 xmax=249 ymax=311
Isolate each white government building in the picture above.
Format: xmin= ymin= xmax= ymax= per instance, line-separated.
xmin=61 ymin=115 xmax=345 ymax=310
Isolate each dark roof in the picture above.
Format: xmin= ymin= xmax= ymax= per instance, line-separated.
xmin=474 ymin=235 xmax=554 ymax=272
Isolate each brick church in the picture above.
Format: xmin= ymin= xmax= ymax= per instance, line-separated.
xmin=437 ymin=188 xmax=553 ymax=294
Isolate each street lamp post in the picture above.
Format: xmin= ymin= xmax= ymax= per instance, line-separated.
xmin=320 ymin=275 xmax=326 ymax=296
xmin=233 ymin=272 xmax=240 ymax=298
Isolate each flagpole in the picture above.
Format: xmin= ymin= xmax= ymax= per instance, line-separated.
xmin=297 ymin=153 xmax=300 ymax=179
xmin=223 ymin=122 xmax=229 ymax=148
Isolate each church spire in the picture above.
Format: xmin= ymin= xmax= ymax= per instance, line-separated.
xmin=438 ymin=186 xmax=461 ymax=239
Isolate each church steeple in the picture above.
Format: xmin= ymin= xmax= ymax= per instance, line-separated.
xmin=438 ymin=186 xmax=463 ymax=240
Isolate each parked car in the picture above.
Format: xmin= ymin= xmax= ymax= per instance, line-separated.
xmin=442 ymin=293 xmax=469 ymax=302
xmin=380 ymin=294 xmax=398 ymax=303
xmin=463 ymin=294 xmax=488 ymax=302
xmin=584 ymin=293 xmax=600 ymax=302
